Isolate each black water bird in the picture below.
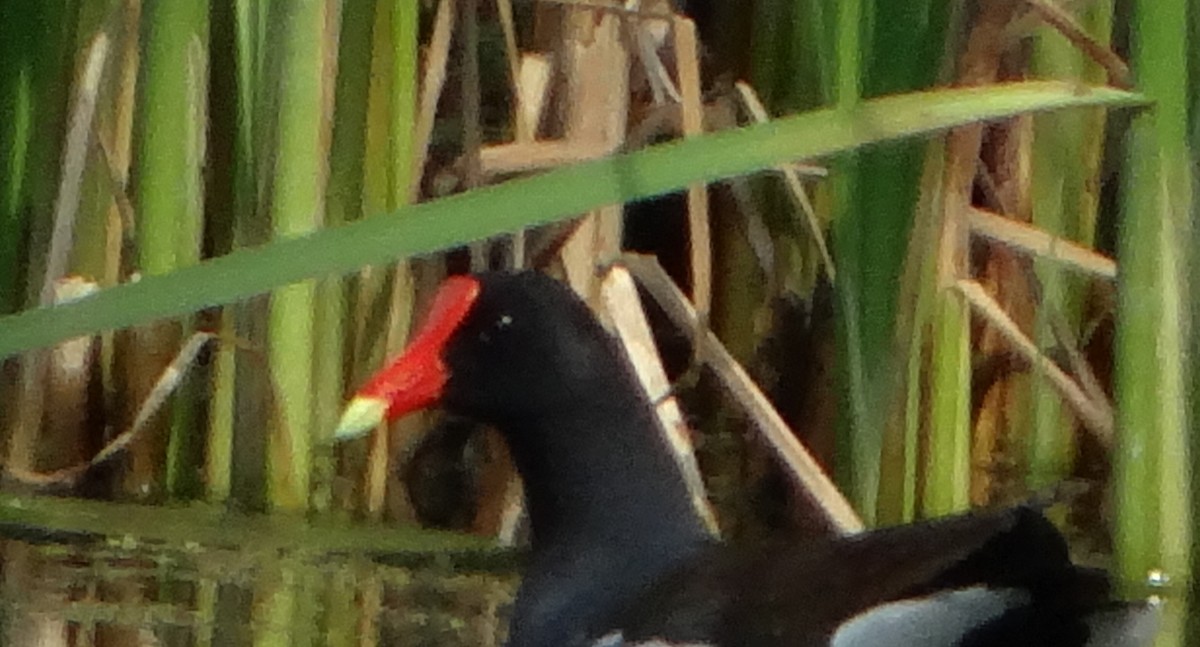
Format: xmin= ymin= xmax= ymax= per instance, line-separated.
xmin=336 ymin=271 xmax=1157 ymax=647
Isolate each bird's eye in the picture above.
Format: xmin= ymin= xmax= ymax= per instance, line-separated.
xmin=479 ymin=313 xmax=513 ymax=344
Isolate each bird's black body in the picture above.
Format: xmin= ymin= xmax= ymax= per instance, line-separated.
xmin=355 ymin=271 xmax=1155 ymax=647
xmin=436 ymin=273 xmax=713 ymax=646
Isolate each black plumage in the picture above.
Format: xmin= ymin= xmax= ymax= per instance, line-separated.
xmin=339 ymin=271 xmax=1156 ymax=647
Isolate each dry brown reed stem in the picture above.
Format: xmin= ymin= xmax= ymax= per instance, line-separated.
xmin=493 ymin=476 xmax=527 ymax=546
xmin=92 ymin=138 xmax=137 ymax=272
xmin=469 ymin=429 xmax=526 ymax=544
xmin=463 ymin=0 xmax=488 ymax=271
xmin=462 ymin=0 xmax=482 ymax=191
xmin=5 ymin=332 xmax=217 ymax=489
xmin=505 ymin=51 xmax=556 ymax=267
xmin=104 ymin=0 xmax=141 ymax=295
xmin=408 ymin=0 xmax=456 ymax=203
xmin=954 ymin=279 xmax=1115 ymax=447
xmin=630 ymin=0 xmax=680 ymax=103
xmin=939 ymin=1 xmax=1025 ymax=289
xmin=736 ymin=81 xmax=837 ymax=282
xmin=601 ymin=266 xmax=720 ymax=535
xmin=494 ymin=0 xmax=530 ymax=266
xmin=1045 ymin=314 xmax=1110 ymax=417
xmin=42 ymin=34 xmax=110 ymax=308
xmin=479 ymin=140 xmax=619 ymax=175
xmin=968 ymin=207 xmax=1116 ymax=280
xmin=506 ymin=52 xmax=555 ymax=267
xmin=514 ymin=55 xmax=553 ymax=144
xmin=623 ymin=254 xmax=865 ymax=535
xmin=365 ymin=406 xmax=391 ymax=517
xmin=674 ymin=17 xmax=712 ymax=329
xmin=43 ymin=279 xmax=100 ymax=472
xmin=7 ymin=34 xmax=112 ymax=480
xmin=1024 ymin=0 xmax=1132 ymax=88
xmin=495 ymin=0 xmax=523 ymax=106
xmin=724 ymin=176 xmax=777 ymax=276
xmin=557 ymin=2 xmax=627 ymax=304
xmin=483 ymin=1 xmax=642 ymax=177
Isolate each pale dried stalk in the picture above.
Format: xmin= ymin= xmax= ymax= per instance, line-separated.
xmin=5 ymin=332 xmax=217 ymax=488
xmin=463 ymin=0 xmax=488 ymax=271
xmin=627 ymin=0 xmax=680 ymax=103
xmin=736 ymin=81 xmax=837 ymax=281
xmin=1046 ymin=314 xmax=1110 ymax=416
xmin=601 ymin=266 xmax=720 ymax=535
xmin=955 ymin=279 xmax=1115 ymax=447
xmin=407 ymin=0 xmax=456 ymax=202
xmin=8 ymin=34 xmax=111 ymax=478
xmin=515 ymin=54 xmax=553 ymax=143
xmin=968 ymin=207 xmax=1116 ymax=280
xmin=509 ymin=52 xmax=554 ymax=267
xmin=725 ymin=176 xmax=777 ymax=276
xmin=104 ymin=0 xmax=141 ymax=291
xmin=624 ymin=254 xmax=865 ymax=535
xmin=1025 ymin=0 xmax=1131 ymax=87
xmin=479 ymin=139 xmax=617 ymax=175
xmin=42 ymin=33 xmax=110 ymax=307
xmin=495 ymin=0 xmax=523 ymax=107
xmin=674 ymin=17 xmax=712 ymax=326
xmin=494 ymin=465 xmax=527 ymax=546
xmin=369 ymin=267 xmax=418 ymax=519
xmin=480 ymin=1 xmax=630 ymax=177
xmin=558 ymin=2 xmax=628 ymax=305
xmin=43 ymin=279 xmax=101 ymax=471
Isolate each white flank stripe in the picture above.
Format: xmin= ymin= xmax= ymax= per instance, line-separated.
xmin=830 ymin=587 xmax=1028 ymax=647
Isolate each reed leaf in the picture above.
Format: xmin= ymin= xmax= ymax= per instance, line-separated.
xmin=0 ymin=83 xmax=1144 ymax=360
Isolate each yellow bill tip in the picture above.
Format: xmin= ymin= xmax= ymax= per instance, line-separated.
xmin=334 ymin=396 xmax=388 ymax=441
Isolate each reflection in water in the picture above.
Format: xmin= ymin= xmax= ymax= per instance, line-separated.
xmin=1 ymin=536 xmax=1188 ymax=646
xmin=0 ymin=538 xmax=515 ymax=646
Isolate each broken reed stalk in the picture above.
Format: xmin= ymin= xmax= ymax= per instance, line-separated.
xmin=623 ymin=253 xmax=865 ymax=535
xmin=601 ymin=265 xmax=720 ymax=535
xmin=4 ymin=332 xmax=217 ymax=489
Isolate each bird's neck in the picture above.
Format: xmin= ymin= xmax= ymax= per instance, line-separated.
xmin=505 ymin=386 xmax=710 ymax=554
xmin=500 ymin=386 xmax=712 ymax=647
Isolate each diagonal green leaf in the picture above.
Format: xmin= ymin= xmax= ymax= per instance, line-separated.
xmin=0 ymin=82 xmax=1143 ymax=359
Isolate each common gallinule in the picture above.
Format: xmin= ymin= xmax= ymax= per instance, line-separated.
xmin=336 ymin=271 xmax=1157 ymax=647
